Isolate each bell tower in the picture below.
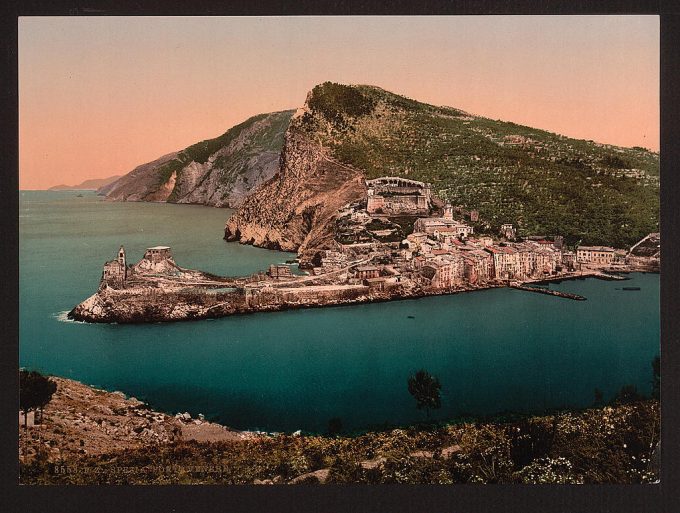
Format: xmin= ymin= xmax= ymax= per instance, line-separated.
xmin=118 ymin=245 xmax=127 ymax=282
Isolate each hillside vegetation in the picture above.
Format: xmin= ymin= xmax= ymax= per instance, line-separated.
xmin=299 ymin=82 xmax=659 ymax=247
xmin=101 ymin=110 xmax=294 ymax=207
xmin=22 ymin=399 xmax=659 ymax=485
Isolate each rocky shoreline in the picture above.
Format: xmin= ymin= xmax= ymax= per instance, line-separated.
xmin=19 ymin=376 xmax=251 ymax=465
xmin=68 ymin=281 xmax=507 ymax=324
xmin=68 ymin=265 xmax=658 ymax=324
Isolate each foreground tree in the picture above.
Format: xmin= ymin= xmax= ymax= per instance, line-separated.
xmin=19 ymin=370 xmax=57 ymax=428
xmin=327 ymin=417 xmax=343 ymax=436
xmin=613 ymin=384 xmax=643 ymax=405
xmin=407 ymin=369 xmax=442 ymax=419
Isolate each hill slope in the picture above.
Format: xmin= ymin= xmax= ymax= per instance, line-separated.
xmin=226 ymin=83 xmax=659 ymax=253
xmin=100 ymin=110 xmax=295 ymax=208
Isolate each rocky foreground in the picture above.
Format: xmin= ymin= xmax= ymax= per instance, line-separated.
xmin=20 ymin=377 xmax=659 ymax=485
xmin=19 ymin=377 xmax=250 ymax=465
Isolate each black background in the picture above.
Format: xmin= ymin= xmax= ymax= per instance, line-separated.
xmin=1 ymin=1 xmax=678 ymax=512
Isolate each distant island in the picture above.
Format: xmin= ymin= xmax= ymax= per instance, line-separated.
xmin=48 ymin=175 xmax=121 ymax=191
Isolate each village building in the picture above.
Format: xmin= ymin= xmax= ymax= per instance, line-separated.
xmin=407 ymin=232 xmax=429 ymax=244
xmin=143 ymin=246 xmax=172 ymax=263
xmin=355 ymin=265 xmax=381 ymax=281
xmin=475 ymin=236 xmax=494 ymax=247
xmin=576 ymin=246 xmax=615 ymax=265
xmin=500 ymin=224 xmax=516 ymax=240
xmin=421 ymin=258 xmax=453 ymax=289
xmin=462 ymin=249 xmax=493 ymax=284
xmin=414 ymin=205 xmax=474 ymax=238
xmin=268 ymin=264 xmax=292 ymax=279
xmin=365 ymin=276 xmax=385 ymax=291
xmin=485 ymin=245 xmax=520 ymax=280
xmin=612 ymin=249 xmax=628 ymax=265
xmin=366 ymin=177 xmax=432 ymax=215
xmin=533 ymin=245 xmax=559 ymax=276
xmin=444 ymin=253 xmax=466 ymax=284
xmin=101 ymin=245 xmax=127 ymax=289
xmin=514 ymin=243 xmax=536 ymax=280
xmin=561 ymin=250 xmax=576 ymax=270
xmin=319 ymin=250 xmax=348 ymax=272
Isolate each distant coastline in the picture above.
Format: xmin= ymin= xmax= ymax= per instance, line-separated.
xmin=46 ymin=175 xmax=121 ymax=191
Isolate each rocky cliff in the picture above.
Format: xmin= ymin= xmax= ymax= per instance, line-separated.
xmin=100 ymin=110 xmax=294 ymax=208
xmin=224 ymin=123 xmax=366 ymax=255
xmin=225 ymin=82 xmax=659 ymax=253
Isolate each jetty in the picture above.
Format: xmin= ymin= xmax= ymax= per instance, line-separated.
xmin=594 ymin=272 xmax=628 ymax=281
xmin=510 ymin=284 xmax=587 ymax=301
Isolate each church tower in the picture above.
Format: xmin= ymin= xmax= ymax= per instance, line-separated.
xmin=118 ymin=245 xmax=127 ymax=282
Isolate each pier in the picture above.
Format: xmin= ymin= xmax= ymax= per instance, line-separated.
xmin=510 ymin=284 xmax=587 ymax=301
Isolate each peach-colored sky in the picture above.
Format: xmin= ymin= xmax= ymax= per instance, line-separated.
xmin=19 ymin=16 xmax=659 ymax=190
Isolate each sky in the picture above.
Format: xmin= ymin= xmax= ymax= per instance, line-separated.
xmin=18 ymin=16 xmax=659 ymax=190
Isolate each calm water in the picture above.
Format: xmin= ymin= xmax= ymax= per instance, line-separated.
xmin=19 ymin=191 xmax=660 ymax=433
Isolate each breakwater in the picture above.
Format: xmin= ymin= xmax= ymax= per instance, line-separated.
xmin=511 ymin=284 xmax=587 ymax=301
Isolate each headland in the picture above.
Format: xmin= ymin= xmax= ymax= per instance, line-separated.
xmin=69 ymin=178 xmax=659 ymax=324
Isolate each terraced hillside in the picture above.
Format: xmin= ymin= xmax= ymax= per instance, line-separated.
xmin=296 ymin=83 xmax=658 ymax=248
xmin=100 ymin=110 xmax=295 ymax=208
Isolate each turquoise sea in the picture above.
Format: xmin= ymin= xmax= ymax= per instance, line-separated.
xmin=19 ymin=191 xmax=660 ymax=433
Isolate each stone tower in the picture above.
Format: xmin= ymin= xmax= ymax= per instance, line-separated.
xmin=443 ymin=204 xmax=454 ymax=221
xmin=117 ymin=245 xmax=127 ymax=282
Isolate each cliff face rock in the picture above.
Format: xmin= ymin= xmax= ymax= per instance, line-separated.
xmin=69 ymin=290 xmax=240 ymax=323
xmin=100 ymin=110 xmax=294 ymax=208
xmin=224 ymin=124 xmax=366 ymax=255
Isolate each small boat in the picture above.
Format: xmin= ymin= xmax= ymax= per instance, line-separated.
xmin=622 ymin=287 xmax=641 ymax=291
xmin=407 ymin=315 xmax=415 ymax=319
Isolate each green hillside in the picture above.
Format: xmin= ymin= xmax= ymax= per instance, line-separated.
xmin=300 ymin=82 xmax=659 ymax=247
